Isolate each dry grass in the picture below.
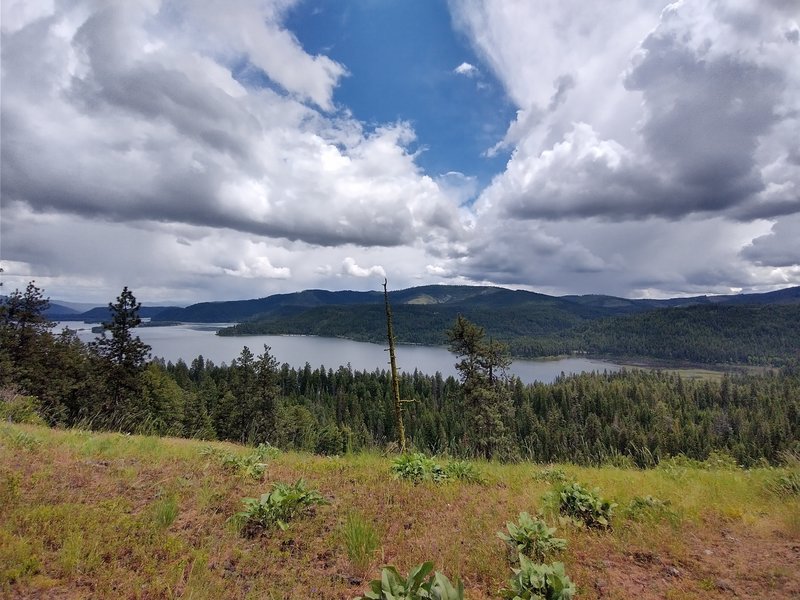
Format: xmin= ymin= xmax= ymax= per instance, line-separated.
xmin=1 ymin=423 xmax=798 ymax=599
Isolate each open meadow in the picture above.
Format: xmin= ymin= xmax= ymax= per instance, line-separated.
xmin=1 ymin=423 xmax=798 ymax=599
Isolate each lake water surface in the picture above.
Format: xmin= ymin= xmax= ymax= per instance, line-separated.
xmin=59 ymin=322 xmax=620 ymax=384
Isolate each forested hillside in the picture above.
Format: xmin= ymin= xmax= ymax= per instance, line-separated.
xmin=3 ymin=282 xmax=798 ymax=466
xmin=221 ymin=302 xmax=800 ymax=366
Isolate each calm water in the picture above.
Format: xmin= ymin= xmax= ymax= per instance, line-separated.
xmin=58 ymin=322 xmax=620 ymax=384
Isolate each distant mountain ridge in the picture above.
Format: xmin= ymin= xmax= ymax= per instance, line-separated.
xmin=40 ymin=284 xmax=800 ymax=324
xmin=47 ymin=305 xmax=181 ymax=322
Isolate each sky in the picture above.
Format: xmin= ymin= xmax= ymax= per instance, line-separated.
xmin=1 ymin=0 xmax=799 ymax=305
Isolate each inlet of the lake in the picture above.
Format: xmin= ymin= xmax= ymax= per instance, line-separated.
xmin=59 ymin=322 xmax=620 ymax=384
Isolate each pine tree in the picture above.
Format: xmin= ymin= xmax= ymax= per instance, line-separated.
xmin=0 ymin=281 xmax=54 ymax=392
xmin=447 ymin=315 xmax=516 ymax=459
xmin=92 ymin=287 xmax=151 ymax=426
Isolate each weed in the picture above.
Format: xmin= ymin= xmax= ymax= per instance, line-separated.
xmin=498 ymin=512 xmax=566 ymax=563
xmin=766 ymin=470 xmax=800 ymax=497
xmin=1 ymin=428 xmax=41 ymax=451
xmin=500 ymin=555 xmax=576 ymax=600
xmin=0 ymin=530 xmax=41 ymax=584
xmin=356 ymin=562 xmax=464 ymax=600
xmin=0 ymin=392 xmax=45 ymax=425
xmin=532 ymin=467 xmax=569 ymax=484
xmin=622 ymin=495 xmax=678 ymax=524
xmin=152 ymin=493 xmax=179 ymax=529
xmin=0 ymin=472 xmax=21 ymax=508
xmin=391 ymin=453 xmax=448 ymax=483
xmin=232 ymin=479 xmax=327 ymax=535
xmin=557 ymin=482 xmax=616 ymax=529
xmin=201 ymin=443 xmax=278 ymax=479
xmin=341 ymin=512 xmax=380 ymax=576
xmin=444 ymin=460 xmax=485 ymax=484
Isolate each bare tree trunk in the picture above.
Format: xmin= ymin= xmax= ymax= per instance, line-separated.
xmin=383 ymin=278 xmax=406 ymax=453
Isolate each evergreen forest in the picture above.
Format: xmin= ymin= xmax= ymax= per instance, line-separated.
xmin=2 ymin=282 xmax=798 ymax=466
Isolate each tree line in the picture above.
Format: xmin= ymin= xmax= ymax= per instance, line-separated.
xmin=221 ymin=302 xmax=800 ymax=366
xmin=2 ymin=282 xmax=798 ymax=465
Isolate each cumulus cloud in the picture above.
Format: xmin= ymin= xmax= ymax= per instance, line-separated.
xmin=457 ymin=0 xmax=800 ymax=222
xmin=341 ymin=258 xmax=386 ymax=279
xmin=0 ymin=0 xmax=465 ymax=253
xmin=740 ymin=215 xmax=800 ymax=268
xmin=444 ymin=0 xmax=800 ymax=294
xmin=2 ymin=0 xmax=798 ymax=302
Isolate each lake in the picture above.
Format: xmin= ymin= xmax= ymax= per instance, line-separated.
xmin=58 ymin=322 xmax=621 ymax=384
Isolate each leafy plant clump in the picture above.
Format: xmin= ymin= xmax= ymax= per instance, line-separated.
xmin=500 ymin=555 xmax=576 ymax=600
xmin=391 ymin=454 xmax=485 ymax=484
xmin=391 ymin=453 xmax=448 ymax=483
xmin=498 ymin=512 xmax=566 ymax=563
xmin=622 ymin=495 xmax=677 ymax=524
xmin=201 ymin=442 xmax=279 ymax=479
xmin=532 ymin=467 xmax=569 ymax=484
xmin=342 ymin=512 xmax=380 ymax=576
xmin=658 ymin=450 xmax=741 ymax=473
xmin=557 ymin=482 xmax=616 ymax=529
xmin=356 ymin=562 xmax=464 ymax=600
xmin=444 ymin=460 xmax=486 ymax=484
xmin=232 ymin=479 xmax=327 ymax=535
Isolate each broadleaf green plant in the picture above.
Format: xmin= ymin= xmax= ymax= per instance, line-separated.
xmin=500 ymin=555 xmax=576 ymax=600
xmin=356 ymin=562 xmax=464 ymax=600
xmin=231 ymin=479 xmax=327 ymax=535
xmin=391 ymin=453 xmax=448 ymax=483
xmin=557 ymin=482 xmax=616 ymax=529
xmin=498 ymin=512 xmax=566 ymax=562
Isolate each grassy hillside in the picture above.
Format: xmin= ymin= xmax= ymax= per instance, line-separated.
xmin=2 ymin=423 xmax=798 ymax=599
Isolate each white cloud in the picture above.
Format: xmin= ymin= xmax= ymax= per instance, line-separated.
xmin=454 ymin=61 xmax=478 ymax=76
xmin=2 ymin=0 xmax=798 ymax=303
xmin=445 ymin=0 xmax=800 ymax=295
xmin=341 ymin=257 xmax=386 ymax=279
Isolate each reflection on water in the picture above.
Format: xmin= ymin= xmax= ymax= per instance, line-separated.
xmin=59 ymin=322 xmax=620 ymax=385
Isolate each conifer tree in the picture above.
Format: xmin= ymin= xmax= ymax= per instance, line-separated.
xmin=447 ymin=315 xmax=516 ymax=459
xmin=92 ymin=287 xmax=151 ymax=425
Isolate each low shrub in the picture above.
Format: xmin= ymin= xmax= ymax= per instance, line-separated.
xmin=356 ymin=562 xmax=464 ymax=600
xmin=498 ymin=512 xmax=566 ymax=563
xmin=500 ymin=555 xmax=576 ymax=600
xmin=557 ymin=482 xmax=616 ymax=529
xmin=0 ymin=391 xmax=45 ymax=425
xmin=391 ymin=454 xmax=485 ymax=485
xmin=702 ymin=450 xmax=740 ymax=470
xmin=391 ymin=453 xmax=448 ymax=483
xmin=658 ymin=451 xmax=740 ymax=472
xmin=232 ymin=479 xmax=327 ymax=535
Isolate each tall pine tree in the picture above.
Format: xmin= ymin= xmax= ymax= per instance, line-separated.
xmin=92 ymin=287 xmax=151 ymax=427
xmin=447 ymin=315 xmax=516 ymax=459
